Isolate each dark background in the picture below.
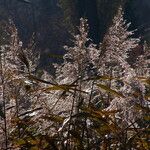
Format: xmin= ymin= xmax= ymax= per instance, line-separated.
xmin=0 ymin=0 xmax=150 ymax=70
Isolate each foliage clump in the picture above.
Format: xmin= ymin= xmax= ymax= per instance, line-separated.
xmin=0 ymin=8 xmax=149 ymax=150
